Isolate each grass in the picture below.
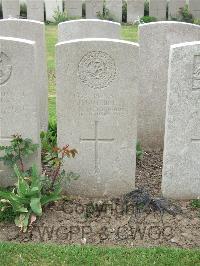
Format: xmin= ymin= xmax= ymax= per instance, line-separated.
xmin=45 ymin=25 xmax=57 ymax=72
xmin=0 ymin=242 xmax=199 ymax=266
xmin=45 ymin=24 xmax=138 ymax=120
xmin=191 ymin=199 xmax=200 ymax=209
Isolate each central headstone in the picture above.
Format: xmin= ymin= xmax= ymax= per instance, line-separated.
xmin=0 ymin=19 xmax=48 ymax=131
xmin=56 ymin=39 xmax=139 ymax=197
xmin=85 ymin=0 xmax=103 ymax=19
xmin=0 ymin=37 xmax=40 ymax=187
xmin=58 ymin=19 xmax=121 ymax=42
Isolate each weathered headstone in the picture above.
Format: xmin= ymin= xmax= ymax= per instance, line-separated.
xmin=85 ymin=0 xmax=103 ymax=19
xmin=2 ymin=0 xmax=20 ymax=19
xmin=58 ymin=19 xmax=121 ymax=42
xmin=64 ymin=0 xmax=82 ymax=18
xmin=0 ymin=19 xmax=48 ymax=131
xmin=127 ymin=0 xmax=144 ymax=23
xmin=106 ymin=0 xmax=122 ymax=22
xmin=149 ymin=0 xmax=167 ymax=21
xmin=138 ymin=22 xmax=200 ymax=150
xmin=189 ymin=0 xmax=200 ymax=19
xmin=27 ymin=0 xmax=44 ymax=21
xmin=56 ymin=39 xmax=139 ymax=197
xmin=0 ymin=37 xmax=40 ymax=187
xmin=162 ymin=41 xmax=200 ymax=199
xmin=45 ymin=0 xmax=63 ymax=21
xmin=168 ymin=0 xmax=186 ymax=19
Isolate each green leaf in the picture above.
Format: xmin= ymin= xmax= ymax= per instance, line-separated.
xmin=0 ymin=190 xmax=28 ymax=212
xmin=30 ymin=197 xmax=42 ymax=216
xmin=14 ymin=165 xmax=30 ymax=197
xmin=30 ymin=165 xmax=41 ymax=190
xmin=41 ymin=192 xmax=62 ymax=206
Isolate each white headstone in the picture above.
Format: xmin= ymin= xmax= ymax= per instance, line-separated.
xmin=64 ymin=0 xmax=82 ymax=18
xmin=85 ymin=0 xmax=103 ymax=19
xmin=138 ymin=22 xmax=200 ymax=150
xmin=106 ymin=0 xmax=122 ymax=22
xmin=127 ymin=0 xmax=144 ymax=23
xmin=189 ymin=0 xmax=200 ymax=19
xmin=27 ymin=0 xmax=44 ymax=21
xmin=2 ymin=0 xmax=20 ymax=19
xmin=0 ymin=37 xmax=40 ymax=187
xmin=45 ymin=0 xmax=63 ymax=21
xmin=168 ymin=0 xmax=186 ymax=19
xmin=56 ymin=39 xmax=139 ymax=197
xmin=149 ymin=0 xmax=167 ymax=20
xmin=0 ymin=19 xmax=48 ymax=131
xmin=162 ymin=41 xmax=200 ymax=199
xmin=58 ymin=19 xmax=121 ymax=42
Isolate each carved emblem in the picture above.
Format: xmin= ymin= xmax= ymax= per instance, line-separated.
xmin=78 ymin=51 xmax=116 ymax=89
xmin=0 ymin=52 xmax=12 ymax=85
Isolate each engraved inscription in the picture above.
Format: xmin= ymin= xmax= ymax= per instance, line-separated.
xmin=79 ymin=93 xmax=127 ymax=118
xmin=0 ymin=52 xmax=12 ymax=85
xmin=78 ymin=51 xmax=116 ymax=89
xmin=192 ymin=55 xmax=200 ymax=90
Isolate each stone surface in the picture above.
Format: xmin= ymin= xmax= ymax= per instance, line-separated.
xmin=85 ymin=0 xmax=103 ymax=19
xmin=0 ymin=37 xmax=40 ymax=187
xmin=64 ymin=0 xmax=82 ymax=18
xmin=56 ymin=39 xmax=139 ymax=197
xmin=2 ymin=0 xmax=20 ymax=18
xmin=0 ymin=19 xmax=48 ymax=131
xmin=127 ymin=0 xmax=144 ymax=23
xmin=106 ymin=0 xmax=122 ymax=22
xmin=189 ymin=0 xmax=200 ymax=19
xmin=58 ymin=19 xmax=121 ymax=42
xmin=45 ymin=0 xmax=63 ymax=21
xmin=162 ymin=41 xmax=200 ymax=199
xmin=138 ymin=22 xmax=200 ymax=150
xmin=149 ymin=0 xmax=167 ymax=20
xmin=27 ymin=0 xmax=44 ymax=21
xmin=168 ymin=0 xmax=186 ymax=19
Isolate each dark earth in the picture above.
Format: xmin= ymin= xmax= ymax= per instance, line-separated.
xmin=0 ymin=150 xmax=199 ymax=248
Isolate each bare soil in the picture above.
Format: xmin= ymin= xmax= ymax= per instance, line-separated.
xmin=0 ymin=150 xmax=199 ymax=248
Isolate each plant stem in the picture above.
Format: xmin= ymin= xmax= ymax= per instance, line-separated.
xmin=50 ymin=162 xmax=61 ymax=190
xmin=17 ymin=141 xmax=24 ymax=172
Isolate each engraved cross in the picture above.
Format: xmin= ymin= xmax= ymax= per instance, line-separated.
xmin=80 ymin=121 xmax=114 ymax=174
